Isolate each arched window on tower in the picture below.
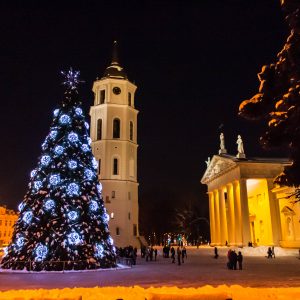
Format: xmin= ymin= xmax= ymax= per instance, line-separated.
xmin=128 ymin=92 xmax=132 ymax=106
xmin=129 ymin=121 xmax=133 ymax=141
xmin=113 ymin=158 xmax=119 ymax=175
xmin=100 ymin=90 xmax=105 ymax=104
xmin=113 ymin=118 xmax=120 ymax=139
xmin=97 ymin=119 xmax=102 ymax=140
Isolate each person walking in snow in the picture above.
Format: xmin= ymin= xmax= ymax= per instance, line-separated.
xmin=267 ymin=247 xmax=273 ymax=258
xmin=177 ymin=246 xmax=182 ymax=266
xmin=214 ymin=247 xmax=219 ymax=259
xmin=171 ymin=247 xmax=175 ymax=263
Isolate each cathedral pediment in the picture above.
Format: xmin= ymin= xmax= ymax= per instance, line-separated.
xmin=201 ymin=155 xmax=237 ymax=184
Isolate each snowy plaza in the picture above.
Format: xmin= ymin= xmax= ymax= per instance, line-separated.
xmin=0 ymin=247 xmax=299 ymax=299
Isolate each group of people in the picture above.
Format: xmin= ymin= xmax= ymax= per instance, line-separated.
xmin=170 ymin=246 xmax=187 ymax=265
xmin=227 ymin=249 xmax=243 ymax=270
xmin=267 ymin=246 xmax=276 ymax=258
xmin=116 ymin=246 xmax=138 ymax=265
xmin=141 ymin=246 xmax=158 ymax=261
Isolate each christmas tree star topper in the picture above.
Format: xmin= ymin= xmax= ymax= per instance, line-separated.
xmin=61 ymin=68 xmax=84 ymax=90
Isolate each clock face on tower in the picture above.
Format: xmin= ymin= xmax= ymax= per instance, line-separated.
xmin=113 ymin=87 xmax=121 ymax=95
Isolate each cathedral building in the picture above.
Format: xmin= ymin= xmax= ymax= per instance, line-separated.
xmin=201 ymin=135 xmax=300 ymax=248
xmin=0 ymin=206 xmax=18 ymax=246
xmin=89 ymin=42 xmax=140 ymax=247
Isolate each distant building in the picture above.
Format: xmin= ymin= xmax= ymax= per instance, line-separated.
xmin=201 ymin=153 xmax=300 ymax=248
xmin=90 ymin=42 xmax=140 ymax=247
xmin=0 ymin=206 xmax=18 ymax=246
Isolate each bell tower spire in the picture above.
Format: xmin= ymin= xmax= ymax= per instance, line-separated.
xmin=111 ymin=40 xmax=119 ymax=65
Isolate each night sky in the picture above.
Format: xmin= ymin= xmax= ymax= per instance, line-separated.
xmin=0 ymin=1 xmax=289 ymax=235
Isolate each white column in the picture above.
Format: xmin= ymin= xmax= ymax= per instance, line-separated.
xmin=226 ymin=183 xmax=235 ymax=245
xmin=218 ymin=186 xmax=228 ymax=245
xmin=266 ymin=178 xmax=282 ymax=246
xmin=213 ymin=189 xmax=221 ymax=245
xmin=208 ymin=192 xmax=216 ymax=245
xmin=233 ymin=180 xmax=242 ymax=246
xmin=239 ymin=179 xmax=251 ymax=246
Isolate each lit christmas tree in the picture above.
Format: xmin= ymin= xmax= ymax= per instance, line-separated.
xmin=1 ymin=69 xmax=116 ymax=271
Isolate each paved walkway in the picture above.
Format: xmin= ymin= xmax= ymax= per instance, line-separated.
xmin=0 ymin=247 xmax=299 ymax=291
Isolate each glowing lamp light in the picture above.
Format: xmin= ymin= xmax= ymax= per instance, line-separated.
xmin=44 ymin=199 xmax=55 ymax=211
xmin=59 ymin=114 xmax=71 ymax=124
xmin=68 ymin=160 xmax=77 ymax=169
xmin=41 ymin=155 xmax=51 ymax=166
xmin=67 ymin=183 xmax=79 ymax=196
xmin=84 ymin=122 xmax=89 ymax=129
xmin=89 ymin=200 xmax=99 ymax=212
xmin=30 ymin=169 xmax=37 ymax=178
xmin=67 ymin=231 xmax=82 ymax=245
xmin=68 ymin=132 xmax=79 ymax=143
xmin=92 ymin=158 xmax=98 ymax=170
xmin=22 ymin=211 xmax=33 ymax=225
xmin=68 ymin=210 xmax=79 ymax=221
xmin=53 ymin=109 xmax=60 ymax=117
xmin=81 ymin=144 xmax=89 ymax=152
xmin=75 ymin=107 xmax=83 ymax=116
xmin=49 ymin=174 xmax=61 ymax=185
xmin=95 ymin=243 xmax=104 ymax=258
xmin=49 ymin=130 xmax=58 ymax=139
xmin=54 ymin=145 xmax=64 ymax=155
xmin=34 ymin=180 xmax=43 ymax=190
xmin=84 ymin=169 xmax=94 ymax=180
xmin=97 ymin=183 xmax=102 ymax=194
xmin=35 ymin=244 xmax=48 ymax=261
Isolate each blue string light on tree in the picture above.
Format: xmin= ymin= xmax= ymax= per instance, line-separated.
xmin=84 ymin=169 xmax=94 ymax=180
xmin=84 ymin=122 xmax=89 ymax=129
xmin=108 ymin=237 xmax=114 ymax=245
xmin=103 ymin=212 xmax=110 ymax=223
xmin=15 ymin=236 xmax=25 ymax=248
xmin=61 ymin=68 xmax=82 ymax=90
xmin=92 ymin=158 xmax=98 ymax=170
xmin=49 ymin=174 xmax=61 ymax=185
xmin=22 ymin=211 xmax=33 ymax=225
xmin=35 ymin=244 xmax=48 ymax=262
xmin=18 ymin=202 xmax=25 ymax=212
xmin=30 ymin=169 xmax=37 ymax=178
xmin=68 ymin=160 xmax=77 ymax=170
xmin=75 ymin=107 xmax=83 ymax=116
xmin=67 ymin=231 xmax=82 ymax=245
xmin=59 ymin=114 xmax=71 ymax=125
xmin=34 ymin=180 xmax=43 ymax=190
xmin=97 ymin=183 xmax=102 ymax=194
xmin=89 ymin=200 xmax=99 ymax=212
xmin=87 ymin=137 xmax=92 ymax=145
xmin=49 ymin=130 xmax=58 ymax=140
xmin=67 ymin=183 xmax=80 ymax=196
xmin=81 ymin=144 xmax=89 ymax=152
xmin=54 ymin=145 xmax=64 ymax=156
xmin=95 ymin=243 xmax=104 ymax=258
xmin=44 ymin=199 xmax=55 ymax=211
xmin=67 ymin=210 xmax=79 ymax=221
xmin=68 ymin=132 xmax=79 ymax=143
xmin=53 ymin=109 xmax=60 ymax=117
xmin=41 ymin=155 xmax=51 ymax=166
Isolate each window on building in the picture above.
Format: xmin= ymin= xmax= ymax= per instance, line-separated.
xmin=0 ymin=220 xmax=2 ymax=226
xmin=113 ymin=158 xmax=119 ymax=175
xmin=110 ymin=212 xmax=114 ymax=219
xmin=0 ymin=232 xmax=1 ymax=237
xmin=112 ymin=191 xmax=115 ymax=198
xmin=133 ymin=224 xmax=137 ymax=236
xmin=129 ymin=121 xmax=133 ymax=141
xmin=5 ymin=221 xmax=7 ymax=226
xmin=128 ymin=92 xmax=132 ymax=106
xmin=113 ymin=118 xmax=120 ymax=139
xmin=116 ymin=227 xmax=120 ymax=236
xmin=100 ymin=90 xmax=105 ymax=104
xmin=128 ymin=192 xmax=131 ymax=200
xmin=98 ymin=159 xmax=101 ymax=175
xmin=105 ymin=196 xmax=110 ymax=203
xmin=128 ymin=212 xmax=131 ymax=220
xmin=4 ymin=231 xmax=6 ymax=237
xmin=97 ymin=119 xmax=102 ymax=140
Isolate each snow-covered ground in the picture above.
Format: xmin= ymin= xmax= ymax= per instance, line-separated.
xmin=0 ymin=246 xmax=299 ymax=291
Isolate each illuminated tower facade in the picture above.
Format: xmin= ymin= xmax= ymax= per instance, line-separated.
xmin=90 ymin=42 xmax=140 ymax=247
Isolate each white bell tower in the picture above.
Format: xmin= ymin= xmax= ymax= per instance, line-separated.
xmin=90 ymin=41 xmax=140 ymax=247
